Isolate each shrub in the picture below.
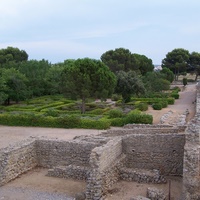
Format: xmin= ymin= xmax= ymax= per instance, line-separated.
xmin=108 ymin=109 xmax=123 ymax=118
xmin=135 ymin=102 xmax=148 ymax=111
xmin=171 ymin=93 xmax=179 ymax=99
xmin=111 ymin=94 xmax=121 ymax=101
xmin=124 ymin=112 xmax=153 ymax=124
xmin=110 ymin=118 xmax=125 ymax=127
xmin=183 ymin=77 xmax=188 ymax=86
xmin=57 ymin=115 xmax=81 ymax=128
xmin=152 ymin=103 xmax=162 ymax=110
xmin=161 ymin=101 xmax=168 ymax=108
xmin=167 ymin=97 xmax=175 ymax=105
xmin=44 ymin=109 xmax=59 ymax=117
xmin=88 ymin=108 xmax=107 ymax=115
xmin=80 ymin=118 xmax=111 ymax=129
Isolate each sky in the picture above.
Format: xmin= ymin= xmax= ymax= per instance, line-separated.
xmin=1 ymin=0 xmax=200 ymax=65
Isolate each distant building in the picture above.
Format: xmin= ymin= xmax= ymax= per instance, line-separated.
xmin=154 ymin=65 xmax=162 ymax=71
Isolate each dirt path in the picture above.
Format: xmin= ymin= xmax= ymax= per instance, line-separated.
xmin=145 ymin=84 xmax=196 ymax=124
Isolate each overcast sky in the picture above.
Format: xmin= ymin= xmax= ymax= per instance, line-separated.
xmin=1 ymin=0 xmax=200 ymax=64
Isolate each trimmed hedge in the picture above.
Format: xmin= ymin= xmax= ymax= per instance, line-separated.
xmin=0 ymin=113 xmax=110 ymax=129
xmin=152 ymin=103 xmax=162 ymax=110
xmin=108 ymin=109 xmax=123 ymax=118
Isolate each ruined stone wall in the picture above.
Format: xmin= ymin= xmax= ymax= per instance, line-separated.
xmin=36 ymin=138 xmax=103 ymax=168
xmin=102 ymin=128 xmax=181 ymax=138
xmin=183 ymin=86 xmax=200 ymax=199
xmin=122 ymin=134 xmax=185 ymax=175
xmin=0 ymin=138 xmax=37 ymax=186
xmin=86 ymin=138 xmax=123 ymax=200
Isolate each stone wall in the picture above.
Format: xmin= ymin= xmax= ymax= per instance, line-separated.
xmin=122 ymin=134 xmax=185 ymax=175
xmin=183 ymin=85 xmax=200 ymax=199
xmin=36 ymin=139 xmax=102 ymax=168
xmin=0 ymin=138 xmax=37 ymax=186
xmin=86 ymin=138 xmax=123 ymax=200
xmin=101 ymin=128 xmax=181 ymax=138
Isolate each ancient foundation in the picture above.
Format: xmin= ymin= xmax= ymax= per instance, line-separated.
xmin=0 ymin=89 xmax=200 ymax=199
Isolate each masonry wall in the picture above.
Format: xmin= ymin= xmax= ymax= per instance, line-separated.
xmin=86 ymin=138 xmax=123 ymax=200
xmin=0 ymin=138 xmax=37 ymax=186
xmin=102 ymin=128 xmax=180 ymax=138
xmin=183 ymin=85 xmax=200 ymax=199
xmin=122 ymin=134 xmax=185 ymax=175
xmin=36 ymin=139 xmax=102 ymax=168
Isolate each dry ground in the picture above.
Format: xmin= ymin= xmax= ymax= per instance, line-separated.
xmin=0 ymin=84 xmax=197 ymax=200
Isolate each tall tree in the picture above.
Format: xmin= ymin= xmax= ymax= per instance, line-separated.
xmin=0 ymin=47 xmax=28 ymax=66
xmin=101 ymin=48 xmax=139 ymax=73
xmin=115 ymin=71 xmax=146 ymax=103
xmin=143 ymin=71 xmax=170 ymax=93
xmin=160 ymin=67 xmax=174 ymax=83
xmin=1 ymin=68 xmax=28 ymax=104
xmin=61 ymin=58 xmax=116 ymax=113
xmin=18 ymin=59 xmax=51 ymax=97
xmin=189 ymin=52 xmax=200 ymax=81
xmin=162 ymin=48 xmax=190 ymax=80
xmin=133 ymin=54 xmax=154 ymax=75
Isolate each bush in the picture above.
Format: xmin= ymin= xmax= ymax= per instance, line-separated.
xmin=110 ymin=118 xmax=125 ymax=126
xmin=57 ymin=115 xmax=81 ymax=128
xmin=161 ymin=101 xmax=168 ymax=108
xmin=108 ymin=109 xmax=123 ymax=118
xmin=124 ymin=112 xmax=153 ymax=124
xmin=183 ymin=77 xmax=188 ymax=86
xmin=171 ymin=93 xmax=179 ymax=99
xmin=135 ymin=102 xmax=148 ymax=111
xmin=44 ymin=109 xmax=59 ymax=117
xmin=87 ymin=108 xmax=106 ymax=115
xmin=80 ymin=118 xmax=111 ymax=129
xmin=111 ymin=94 xmax=121 ymax=101
xmin=152 ymin=103 xmax=162 ymax=110
xmin=167 ymin=97 xmax=175 ymax=105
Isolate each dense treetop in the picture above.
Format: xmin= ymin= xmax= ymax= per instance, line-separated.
xmin=0 ymin=46 xmax=200 ymax=105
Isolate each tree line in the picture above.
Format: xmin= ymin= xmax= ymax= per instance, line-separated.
xmin=0 ymin=46 xmax=198 ymax=112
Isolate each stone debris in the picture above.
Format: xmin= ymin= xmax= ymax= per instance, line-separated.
xmin=147 ymin=187 xmax=166 ymax=200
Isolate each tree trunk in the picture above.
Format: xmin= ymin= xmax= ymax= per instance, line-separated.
xmin=81 ymin=98 xmax=86 ymax=114
xmin=195 ymin=73 xmax=198 ymax=81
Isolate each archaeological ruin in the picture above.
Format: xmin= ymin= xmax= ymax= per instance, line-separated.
xmin=0 ymin=87 xmax=200 ymax=199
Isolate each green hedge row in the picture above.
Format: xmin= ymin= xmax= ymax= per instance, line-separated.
xmin=110 ymin=111 xmax=153 ymax=126
xmin=0 ymin=111 xmax=153 ymax=129
xmin=0 ymin=113 xmax=111 ymax=129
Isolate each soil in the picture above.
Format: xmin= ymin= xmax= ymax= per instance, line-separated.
xmin=0 ymin=84 xmax=197 ymax=200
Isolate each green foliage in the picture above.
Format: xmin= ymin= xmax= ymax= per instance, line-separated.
xmin=44 ymin=109 xmax=59 ymax=117
xmin=183 ymin=77 xmax=188 ymax=86
xmin=110 ymin=118 xmax=125 ymax=127
xmin=101 ymin=48 xmax=154 ymax=75
xmin=1 ymin=68 xmax=28 ymax=104
xmin=152 ymin=103 xmax=162 ymax=110
xmin=135 ymin=102 xmax=148 ymax=111
xmin=124 ymin=111 xmax=153 ymax=124
xmin=0 ymin=46 xmax=28 ymax=65
xmin=115 ymin=70 xmax=146 ymax=103
xmin=162 ymin=48 xmax=190 ymax=80
xmin=161 ymin=101 xmax=168 ymax=108
xmin=143 ymin=71 xmax=170 ymax=92
xmin=108 ymin=109 xmax=123 ymax=118
xmin=160 ymin=67 xmax=174 ymax=82
xmin=80 ymin=118 xmax=111 ymax=129
xmin=61 ymin=58 xmax=116 ymax=113
xmin=171 ymin=92 xmax=179 ymax=99
xmin=111 ymin=94 xmax=121 ymax=101
xmin=88 ymin=108 xmax=108 ymax=115
xmin=167 ymin=97 xmax=175 ymax=104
